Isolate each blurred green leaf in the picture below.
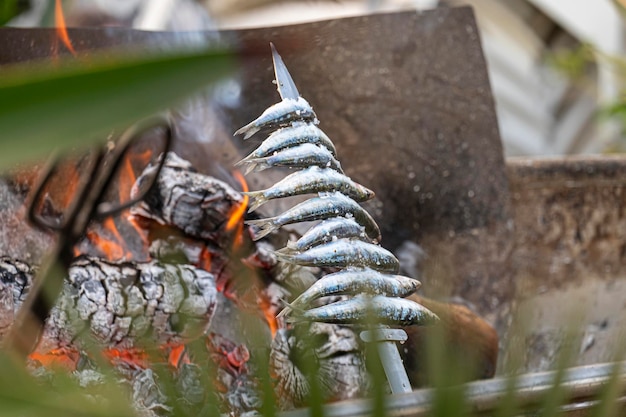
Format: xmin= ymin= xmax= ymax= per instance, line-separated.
xmin=0 ymin=0 xmax=29 ymax=26
xmin=0 ymin=47 xmax=233 ymax=169
xmin=0 ymin=352 xmax=135 ymax=417
xmin=547 ymin=44 xmax=594 ymax=80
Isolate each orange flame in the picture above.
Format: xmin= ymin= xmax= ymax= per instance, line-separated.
xmin=258 ymin=296 xmax=278 ymax=336
xmin=87 ymin=217 xmax=126 ymax=260
xmin=55 ymin=0 xmax=76 ymax=55
xmin=119 ymin=149 xmax=152 ymax=203
xmin=199 ymin=246 xmax=212 ymax=272
xmin=59 ymin=163 xmax=80 ymax=209
xmin=120 ymin=149 xmax=151 ymax=252
xmin=226 ymin=171 xmax=249 ymax=249
xmin=77 ymin=148 xmax=152 ymax=261
xmin=226 ymin=171 xmax=249 ymax=231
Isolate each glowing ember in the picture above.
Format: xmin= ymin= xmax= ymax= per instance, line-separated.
xmin=103 ymin=347 xmax=149 ymax=369
xmin=29 ymin=347 xmax=80 ymax=371
xmin=166 ymin=344 xmax=190 ymax=368
xmin=54 ymin=0 xmax=76 ymax=55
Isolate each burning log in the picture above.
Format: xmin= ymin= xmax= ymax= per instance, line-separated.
xmin=130 ymin=152 xmax=245 ymax=247
xmin=0 ymin=256 xmax=218 ymax=352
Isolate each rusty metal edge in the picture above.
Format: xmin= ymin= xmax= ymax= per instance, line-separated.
xmin=507 ymin=155 xmax=626 ymax=188
xmin=279 ymin=361 xmax=626 ymax=417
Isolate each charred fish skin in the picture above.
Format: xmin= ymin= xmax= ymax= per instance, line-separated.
xmin=237 ymin=123 xmax=338 ymax=163
xmin=284 ymin=217 xmax=370 ymax=253
xmin=274 ymin=239 xmax=400 ymax=273
xmin=288 ymin=295 xmax=439 ymax=327
xmin=278 ymin=268 xmax=421 ymax=317
xmin=244 ymin=167 xmax=375 ymax=212
xmin=245 ymin=192 xmax=381 ymax=241
xmin=234 ymin=97 xmax=317 ymax=140
xmin=240 ymin=143 xmax=343 ymax=175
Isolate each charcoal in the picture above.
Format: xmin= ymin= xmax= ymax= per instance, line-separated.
xmin=0 ymin=257 xmax=34 ymax=338
xmin=129 ymin=368 xmax=171 ymax=417
xmin=0 ymin=179 xmax=54 ymax=264
xmin=205 ymin=332 xmax=263 ymax=416
xmin=130 ymin=153 xmax=244 ymax=244
xmin=74 ymin=368 xmax=106 ymax=388
xmin=223 ymin=375 xmax=261 ymax=415
xmin=270 ymin=323 xmax=368 ymax=410
xmin=175 ymin=363 xmax=205 ymax=405
xmin=0 ymin=257 xmax=218 ymax=351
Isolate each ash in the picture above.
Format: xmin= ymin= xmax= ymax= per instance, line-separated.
xmin=0 ymin=257 xmax=218 ymax=351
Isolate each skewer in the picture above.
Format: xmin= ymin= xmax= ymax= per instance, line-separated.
xmin=360 ymin=327 xmax=412 ymax=394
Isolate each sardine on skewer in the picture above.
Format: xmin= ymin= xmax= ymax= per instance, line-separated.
xmin=282 ymin=217 xmax=371 ymax=253
xmin=237 ymin=122 xmax=338 ymax=162
xmin=277 ymin=268 xmax=421 ymax=318
xmin=274 ymin=239 xmax=400 ymax=273
xmin=286 ymin=295 xmax=439 ymax=327
xmin=234 ymin=97 xmax=317 ymax=140
xmin=238 ymin=143 xmax=343 ymax=175
xmin=243 ymin=167 xmax=374 ymax=212
xmin=245 ymin=192 xmax=381 ymax=242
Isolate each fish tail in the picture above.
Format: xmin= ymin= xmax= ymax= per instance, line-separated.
xmin=242 ymin=157 xmax=271 ymax=174
xmin=273 ymin=250 xmax=296 ymax=264
xmin=243 ymin=163 xmax=257 ymax=175
xmin=233 ymin=123 xmax=260 ymax=140
xmin=276 ymin=298 xmax=305 ymax=319
xmin=242 ymin=190 xmax=269 ymax=213
xmin=284 ymin=315 xmax=303 ymax=324
xmin=233 ymin=155 xmax=250 ymax=167
xmin=245 ymin=217 xmax=279 ymax=240
xmin=275 ymin=244 xmax=296 ymax=254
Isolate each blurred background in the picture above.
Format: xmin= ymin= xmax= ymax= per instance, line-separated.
xmin=5 ymin=0 xmax=626 ymax=157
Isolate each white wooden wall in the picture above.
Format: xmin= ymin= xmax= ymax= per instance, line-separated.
xmin=448 ymin=0 xmax=617 ymax=156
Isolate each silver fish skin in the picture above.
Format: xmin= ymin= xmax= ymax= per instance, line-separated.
xmin=234 ymin=97 xmax=317 ymax=139
xmin=274 ymin=239 xmax=400 ymax=273
xmin=287 ymin=295 xmax=439 ymax=326
xmin=277 ymin=268 xmax=421 ymax=317
xmin=243 ymin=167 xmax=375 ymax=212
xmin=239 ymin=143 xmax=343 ymax=175
xmin=283 ymin=217 xmax=370 ymax=253
xmin=237 ymin=122 xmax=337 ymax=162
xmin=245 ymin=192 xmax=381 ymax=241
